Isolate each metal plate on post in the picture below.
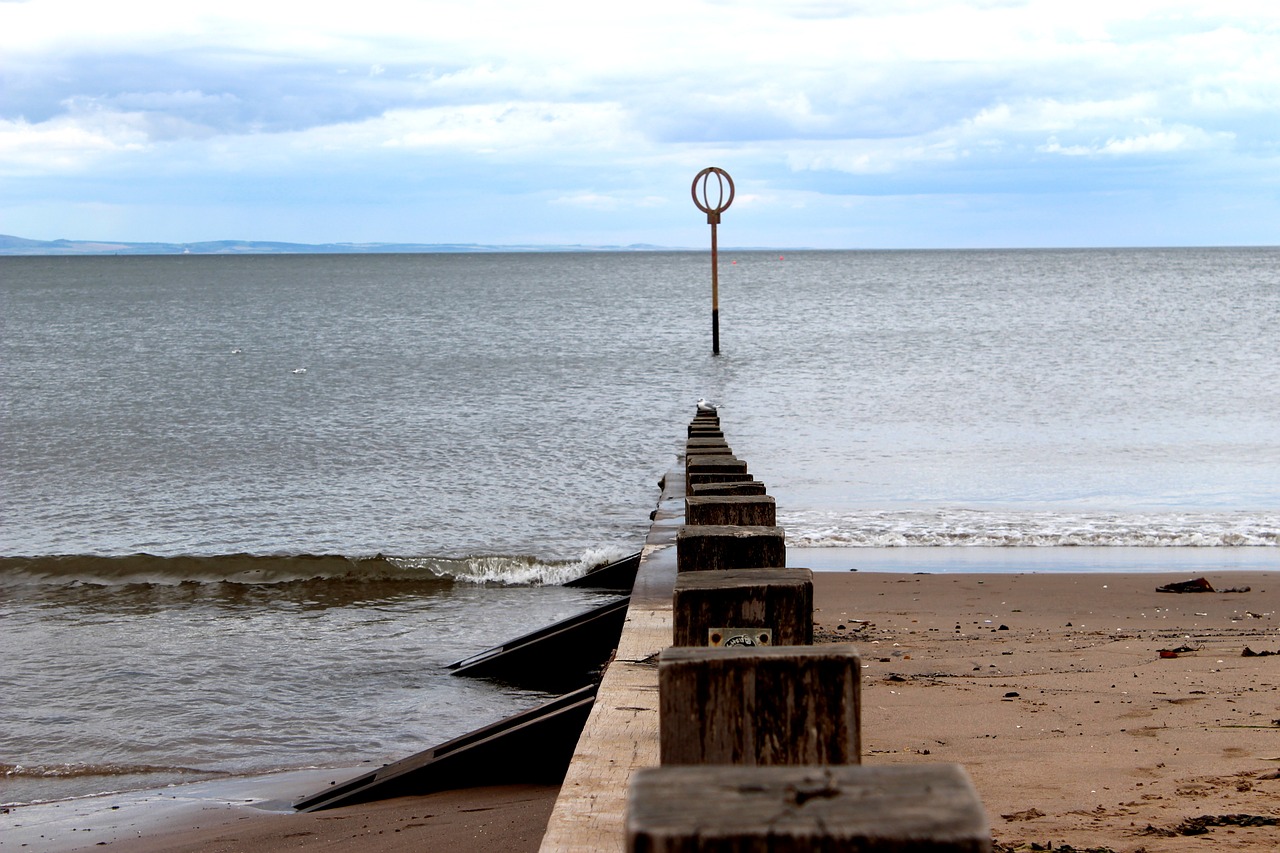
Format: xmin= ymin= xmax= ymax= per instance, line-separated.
xmin=708 ymin=627 xmax=772 ymax=647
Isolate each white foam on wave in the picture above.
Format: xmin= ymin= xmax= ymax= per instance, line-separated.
xmin=781 ymin=508 xmax=1280 ymax=548
xmin=392 ymin=544 xmax=635 ymax=586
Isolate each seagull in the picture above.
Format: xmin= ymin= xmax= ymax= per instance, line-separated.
xmin=230 ymin=348 xmax=243 ymax=354
xmin=292 ymin=368 xmax=307 ymax=375
xmin=696 ymin=398 xmax=717 ymax=414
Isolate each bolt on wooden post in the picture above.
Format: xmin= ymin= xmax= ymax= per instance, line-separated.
xmin=692 ymin=167 xmax=734 ymax=356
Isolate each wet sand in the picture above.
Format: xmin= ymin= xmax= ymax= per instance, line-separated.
xmin=2 ymin=773 xmax=559 ymax=852
xmin=6 ymin=567 xmax=1276 ymax=852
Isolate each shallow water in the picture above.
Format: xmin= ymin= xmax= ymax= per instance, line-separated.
xmin=2 ymin=248 xmax=1277 ymax=805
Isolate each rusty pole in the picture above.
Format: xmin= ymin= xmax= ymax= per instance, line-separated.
xmin=692 ymin=167 xmax=734 ymax=355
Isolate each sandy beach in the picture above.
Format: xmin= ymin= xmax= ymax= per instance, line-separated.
xmin=6 ymin=569 xmax=1275 ymax=852
xmin=815 ymin=570 xmax=1279 ymax=852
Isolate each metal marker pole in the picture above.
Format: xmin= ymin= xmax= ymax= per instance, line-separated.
xmin=692 ymin=167 xmax=734 ymax=357
xmin=711 ymin=219 xmax=720 ymax=355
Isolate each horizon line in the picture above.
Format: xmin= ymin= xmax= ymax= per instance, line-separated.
xmin=1 ymin=233 xmax=1276 ymax=257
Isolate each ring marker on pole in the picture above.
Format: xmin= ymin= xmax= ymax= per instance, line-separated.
xmin=692 ymin=167 xmax=734 ymax=355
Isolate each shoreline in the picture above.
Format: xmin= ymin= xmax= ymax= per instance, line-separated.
xmin=4 ymin=567 xmax=1276 ymax=852
xmin=791 ymin=544 xmax=1280 ymax=573
xmin=1 ymin=768 xmax=560 ymax=852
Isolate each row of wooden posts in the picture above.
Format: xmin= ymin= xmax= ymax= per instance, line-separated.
xmin=624 ymin=410 xmax=992 ymax=852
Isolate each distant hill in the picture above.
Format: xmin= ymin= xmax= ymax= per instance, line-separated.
xmin=0 ymin=234 xmax=678 ymax=256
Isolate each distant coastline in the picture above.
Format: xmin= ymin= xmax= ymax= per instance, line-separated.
xmin=5 ymin=234 xmax=1273 ymax=257
xmin=0 ymin=234 xmax=688 ymax=256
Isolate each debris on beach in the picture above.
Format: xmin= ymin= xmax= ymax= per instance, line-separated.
xmin=1000 ymin=807 xmax=1045 ymax=822
xmin=1174 ymin=813 xmax=1279 ymax=835
xmin=1241 ymin=646 xmax=1277 ymax=657
xmin=1156 ymin=577 xmax=1214 ymax=593
xmin=1158 ymin=645 xmax=1198 ymax=658
xmin=1154 ymin=577 xmax=1252 ymax=594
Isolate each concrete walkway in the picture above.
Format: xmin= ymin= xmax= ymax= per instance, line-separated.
xmin=538 ymin=465 xmax=684 ymax=851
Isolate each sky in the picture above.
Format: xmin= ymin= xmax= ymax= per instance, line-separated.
xmin=2 ymin=0 xmax=1278 ymax=249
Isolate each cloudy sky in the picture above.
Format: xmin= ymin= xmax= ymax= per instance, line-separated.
xmin=2 ymin=0 xmax=1277 ymax=248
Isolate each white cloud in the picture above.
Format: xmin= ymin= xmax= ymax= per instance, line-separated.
xmin=0 ymin=109 xmax=151 ymax=174
xmin=2 ymin=0 xmax=1278 ymax=244
xmin=339 ymin=101 xmax=638 ymax=158
xmin=1039 ymin=124 xmax=1233 ymax=157
xmin=550 ymin=193 xmax=621 ymax=211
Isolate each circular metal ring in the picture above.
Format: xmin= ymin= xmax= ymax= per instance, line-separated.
xmin=692 ymin=167 xmax=735 ymax=219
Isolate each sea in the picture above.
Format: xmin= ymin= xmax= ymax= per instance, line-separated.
xmin=2 ymin=248 xmax=1278 ymax=807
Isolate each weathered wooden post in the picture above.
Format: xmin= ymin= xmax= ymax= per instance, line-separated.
xmin=675 ymin=524 xmax=785 ymax=573
xmin=686 ymin=472 xmax=757 ymax=491
xmin=684 ymin=495 xmax=776 ymax=527
xmin=688 ymin=481 xmax=768 ymax=497
xmin=658 ymin=644 xmax=861 ymax=765
xmin=627 ymin=764 xmax=992 ymax=852
xmin=684 ymin=454 xmax=748 ymax=492
xmin=685 ymin=439 xmax=733 ymax=457
xmin=673 ymin=567 xmax=813 ymax=647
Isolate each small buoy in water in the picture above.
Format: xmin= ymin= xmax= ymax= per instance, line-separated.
xmin=779 ymin=255 xmax=784 ymax=261
xmin=731 ymin=260 xmax=737 ymax=264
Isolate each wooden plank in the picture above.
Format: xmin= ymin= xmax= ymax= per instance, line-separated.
xmin=448 ymin=596 xmax=630 ymax=692
xmin=627 ymin=764 xmax=991 ymax=852
xmin=294 ymin=685 xmax=597 ymax=812
xmin=563 ymin=552 xmax=642 ymax=590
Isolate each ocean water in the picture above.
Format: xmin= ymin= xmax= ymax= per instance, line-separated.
xmin=2 ymin=248 xmax=1278 ymax=805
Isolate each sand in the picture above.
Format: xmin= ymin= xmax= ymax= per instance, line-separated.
xmin=813 ymin=570 xmax=1279 ymax=852
xmin=7 ymin=569 xmax=1276 ymax=852
xmin=3 ymin=778 xmax=559 ymax=852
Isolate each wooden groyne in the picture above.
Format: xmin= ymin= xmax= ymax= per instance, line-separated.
xmin=541 ymin=409 xmax=991 ymax=852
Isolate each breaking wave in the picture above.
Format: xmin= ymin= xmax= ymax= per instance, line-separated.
xmin=2 ymin=762 xmax=223 ymax=781
xmin=0 ymin=546 xmax=634 ymax=589
xmin=782 ymin=509 xmax=1280 ymax=548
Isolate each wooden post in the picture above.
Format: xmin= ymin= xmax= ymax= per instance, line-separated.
xmin=627 ymin=764 xmax=991 ymax=852
xmin=685 ymin=455 xmax=747 ymax=492
xmin=685 ymin=495 xmax=776 ymax=527
xmin=658 ymin=644 xmax=861 ymax=766
xmin=688 ymin=481 xmax=767 ymax=497
xmin=673 ymin=568 xmax=813 ymax=647
xmin=686 ymin=472 xmax=755 ymax=489
xmin=676 ymin=524 xmax=785 ymax=573
xmin=685 ymin=440 xmax=733 ymax=457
